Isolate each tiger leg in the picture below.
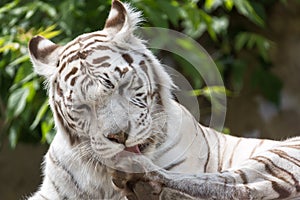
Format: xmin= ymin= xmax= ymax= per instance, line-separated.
xmin=126 ymin=156 xmax=299 ymax=200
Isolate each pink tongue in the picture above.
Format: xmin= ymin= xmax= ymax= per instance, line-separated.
xmin=125 ymin=145 xmax=141 ymax=154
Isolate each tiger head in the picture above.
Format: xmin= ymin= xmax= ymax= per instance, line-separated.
xmin=28 ymin=0 xmax=174 ymax=159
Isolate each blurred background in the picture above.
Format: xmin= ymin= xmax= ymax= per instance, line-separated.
xmin=0 ymin=0 xmax=300 ymax=199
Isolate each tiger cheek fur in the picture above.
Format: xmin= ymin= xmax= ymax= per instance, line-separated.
xmin=27 ymin=0 xmax=300 ymax=200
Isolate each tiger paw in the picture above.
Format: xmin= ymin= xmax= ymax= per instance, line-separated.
xmin=109 ymin=156 xmax=163 ymax=200
xmin=111 ymin=174 xmax=162 ymax=200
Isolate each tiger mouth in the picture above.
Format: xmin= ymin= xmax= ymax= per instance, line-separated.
xmin=107 ymin=132 xmax=152 ymax=154
xmin=124 ymin=140 xmax=151 ymax=154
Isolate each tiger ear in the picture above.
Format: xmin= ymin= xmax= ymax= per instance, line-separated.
xmin=28 ymin=36 xmax=61 ymax=78
xmin=104 ymin=0 xmax=141 ymax=37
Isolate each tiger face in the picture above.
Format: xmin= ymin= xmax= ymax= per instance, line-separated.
xmin=29 ymin=0 xmax=173 ymax=159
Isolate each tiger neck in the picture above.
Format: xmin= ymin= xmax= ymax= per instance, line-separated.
xmin=150 ymin=100 xmax=209 ymax=172
xmin=50 ymin=129 xmax=105 ymax=173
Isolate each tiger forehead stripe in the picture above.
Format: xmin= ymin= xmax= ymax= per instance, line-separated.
xmin=83 ymin=39 xmax=105 ymax=50
xmin=122 ymin=54 xmax=133 ymax=65
xmin=99 ymin=62 xmax=111 ymax=67
xmin=114 ymin=66 xmax=129 ymax=77
xmin=80 ymin=33 xmax=107 ymax=41
xmin=60 ymin=33 xmax=107 ymax=56
xmin=93 ymin=56 xmax=110 ymax=64
xmin=93 ymin=45 xmax=116 ymax=52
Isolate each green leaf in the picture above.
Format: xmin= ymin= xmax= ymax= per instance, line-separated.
xmin=252 ymin=68 xmax=283 ymax=105
xmin=224 ymin=0 xmax=234 ymax=11
xmin=233 ymin=0 xmax=264 ymax=27
xmin=10 ymin=73 xmax=36 ymax=91
xmin=8 ymin=126 xmax=18 ymax=149
xmin=30 ymin=100 xmax=49 ymax=130
xmin=234 ymin=32 xmax=249 ymax=51
xmin=235 ymin=32 xmax=273 ymax=61
xmin=38 ymin=25 xmax=62 ymax=39
xmin=212 ymin=16 xmax=229 ymax=35
xmin=222 ymin=127 xmax=231 ymax=135
xmin=8 ymin=55 xmax=30 ymax=68
xmin=159 ymin=0 xmax=180 ymax=26
xmin=45 ymin=129 xmax=56 ymax=144
xmin=41 ymin=119 xmax=54 ymax=143
xmin=204 ymin=0 xmax=215 ymax=10
xmin=0 ymin=42 xmax=20 ymax=53
xmin=190 ymin=86 xmax=232 ymax=97
xmin=37 ymin=1 xmax=57 ymax=18
xmin=23 ymin=81 xmax=39 ymax=102
xmin=231 ymin=59 xmax=247 ymax=92
xmin=7 ymin=88 xmax=29 ymax=118
xmin=199 ymin=10 xmax=217 ymax=41
xmin=0 ymin=0 xmax=19 ymax=14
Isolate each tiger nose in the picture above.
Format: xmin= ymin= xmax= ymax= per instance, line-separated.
xmin=107 ymin=131 xmax=128 ymax=145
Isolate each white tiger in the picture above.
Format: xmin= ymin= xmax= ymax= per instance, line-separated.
xmin=27 ymin=0 xmax=300 ymax=199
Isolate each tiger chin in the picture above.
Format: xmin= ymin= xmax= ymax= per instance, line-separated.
xmin=27 ymin=0 xmax=300 ymax=200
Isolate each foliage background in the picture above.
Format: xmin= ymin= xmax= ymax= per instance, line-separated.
xmin=1 ymin=0 xmax=300 ymax=199
xmin=0 ymin=0 xmax=288 ymax=148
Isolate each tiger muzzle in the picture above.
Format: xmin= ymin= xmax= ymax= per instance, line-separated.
xmin=107 ymin=131 xmax=128 ymax=145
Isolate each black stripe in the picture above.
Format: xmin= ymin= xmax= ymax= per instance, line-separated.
xmin=83 ymin=39 xmax=104 ymax=50
xmin=269 ymin=149 xmax=300 ymax=168
xmin=214 ymin=131 xmax=221 ymax=172
xmin=61 ymin=40 xmax=80 ymax=56
xmin=220 ymin=135 xmax=227 ymax=171
xmin=252 ymin=156 xmax=294 ymax=197
xmin=70 ymin=76 xmax=78 ymax=86
xmin=271 ymin=181 xmax=291 ymax=199
xmin=234 ymin=169 xmax=248 ymax=184
xmin=229 ymin=138 xmax=242 ymax=167
xmin=39 ymin=193 xmax=49 ymax=200
xmin=59 ymin=62 xmax=67 ymax=74
xmin=93 ymin=56 xmax=110 ymax=64
xmin=54 ymin=101 xmax=79 ymax=145
xmin=249 ymin=140 xmax=265 ymax=158
xmin=198 ymin=125 xmax=210 ymax=172
xmin=122 ymin=53 xmax=133 ymax=65
xmin=139 ymin=57 xmax=155 ymax=94
xmin=80 ymin=33 xmax=107 ymax=41
xmin=282 ymin=144 xmax=300 ymax=150
xmin=61 ymin=49 xmax=77 ymax=62
xmin=48 ymin=150 xmax=86 ymax=196
xmin=269 ymin=149 xmax=300 ymax=192
xmin=61 ymin=33 xmax=107 ymax=58
xmin=99 ymin=62 xmax=111 ymax=67
xmin=48 ymin=176 xmax=67 ymax=199
xmin=65 ymin=67 xmax=78 ymax=81
xmin=56 ymin=83 xmax=63 ymax=97
xmin=164 ymin=158 xmax=186 ymax=170
xmin=67 ymin=53 xmax=80 ymax=63
xmin=93 ymin=45 xmax=116 ymax=52
xmin=115 ymin=66 xmax=129 ymax=77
